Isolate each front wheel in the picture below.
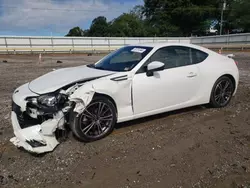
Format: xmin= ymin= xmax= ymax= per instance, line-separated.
xmin=70 ymin=96 xmax=117 ymax=142
xmin=210 ymin=76 xmax=234 ymax=108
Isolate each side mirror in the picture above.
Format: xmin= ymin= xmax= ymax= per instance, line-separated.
xmin=146 ymin=61 xmax=165 ymax=77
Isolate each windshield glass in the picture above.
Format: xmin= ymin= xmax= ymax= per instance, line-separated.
xmin=91 ymin=46 xmax=153 ymax=72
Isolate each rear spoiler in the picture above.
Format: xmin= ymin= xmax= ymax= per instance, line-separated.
xmin=223 ymin=54 xmax=235 ymax=58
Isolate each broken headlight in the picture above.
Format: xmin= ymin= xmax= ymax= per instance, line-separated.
xmin=38 ymin=94 xmax=61 ymax=107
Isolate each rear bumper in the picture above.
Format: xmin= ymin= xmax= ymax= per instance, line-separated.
xmin=10 ymin=111 xmax=59 ymax=154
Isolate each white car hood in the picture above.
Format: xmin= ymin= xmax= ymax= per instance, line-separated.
xmin=28 ymin=65 xmax=114 ymax=94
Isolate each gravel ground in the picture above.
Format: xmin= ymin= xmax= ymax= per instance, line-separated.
xmin=0 ymin=53 xmax=250 ymax=188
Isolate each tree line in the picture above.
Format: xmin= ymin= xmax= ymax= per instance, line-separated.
xmin=66 ymin=0 xmax=250 ymax=37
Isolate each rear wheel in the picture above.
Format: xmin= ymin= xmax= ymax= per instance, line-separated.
xmin=70 ymin=96 xmax=117 ymax=142
xmin=210 ymin=76 xmax=234 ymax=108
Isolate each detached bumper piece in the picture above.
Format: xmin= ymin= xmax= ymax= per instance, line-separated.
xmin=10 ymin=102 xmax=60 ymax=154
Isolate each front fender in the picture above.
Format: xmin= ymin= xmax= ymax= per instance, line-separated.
xmin=69 ymin=77 xmax=133 ymax=121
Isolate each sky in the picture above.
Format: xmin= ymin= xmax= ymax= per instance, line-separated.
xmin=0 ymin=0 xmax=143 ymax=36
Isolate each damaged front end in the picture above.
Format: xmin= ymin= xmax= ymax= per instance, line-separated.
xmin=10 ymin=82 xmax=90 ymax=154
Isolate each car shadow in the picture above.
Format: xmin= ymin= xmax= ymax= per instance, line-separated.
xmin=72 ymin=105 xmax=209 ymax=143
xmin=115 ymin=105 xmax=208 ymax=130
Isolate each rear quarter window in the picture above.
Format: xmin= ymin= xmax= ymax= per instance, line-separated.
xmin=191 ymin=48 xmax=208 ymax=64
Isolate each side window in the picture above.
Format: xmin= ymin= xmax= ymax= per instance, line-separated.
xmin=139 ymin=46 xmax=192 ymax=72
xmin=149 ymin=47 xmax=179 ymax=69
xmin=173 ymin=46 xmax=192 ymax=67
xmin=137 ymin=46 xmax=205 ymax=74
xmin=191 ymin=48 xmax=208 ymax=64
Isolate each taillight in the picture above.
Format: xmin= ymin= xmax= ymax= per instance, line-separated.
xmin=234 ymin=61 xmax=238 ymax=66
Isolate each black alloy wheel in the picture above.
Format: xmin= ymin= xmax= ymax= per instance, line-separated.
xmin=70 ymin=96 xmax=117 ymax=142
xmin=210 ymin=76 xmax=234 ymax=108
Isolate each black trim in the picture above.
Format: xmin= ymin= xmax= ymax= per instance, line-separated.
xmin=26 ymin=140 xmax=47 ymax=147
xmin=112 ymin=78 xmax=128 ymax=81
xmin=12 ymin=101 xmax=42 ymax=129
xmin=146 ymin=64 xmax=165 ymax=77
xmin=131 ymin=84 xmax=134 ymax=113
xmin=110 ymin=75 xmax=128 ymax=81
xmin=110 ymin=75 xmax=127 ymax=79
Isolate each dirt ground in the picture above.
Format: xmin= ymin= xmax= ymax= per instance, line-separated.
xmin=0 ymin=53 xmax=250 ymax=188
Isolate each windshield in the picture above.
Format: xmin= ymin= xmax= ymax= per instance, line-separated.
xmin=90 ymin=46 xmax=153 ymax=72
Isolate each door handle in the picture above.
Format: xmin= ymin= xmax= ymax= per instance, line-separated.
xmin=187 ymin=72 xmax=197 ymax=78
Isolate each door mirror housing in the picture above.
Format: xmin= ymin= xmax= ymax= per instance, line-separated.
xmin=146 ymin=61 xmax=165 ymax=76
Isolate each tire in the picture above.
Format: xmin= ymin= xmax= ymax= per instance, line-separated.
xmin=70 ymin=96 xmax=117 ymax=142
xmin=210 ymin=76 xmax=234 ymax=108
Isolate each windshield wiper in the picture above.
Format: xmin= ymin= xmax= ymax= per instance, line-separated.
xmin=94 ymin=66 xmax=106 ymax=70
xmin=87 ymin=64 xmax=95 ymax=68
xmin=87 ymin=64 xmax=107 ymax=71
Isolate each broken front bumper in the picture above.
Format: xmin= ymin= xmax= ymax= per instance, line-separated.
xmin=10 ymin=101 xmax=61 ymax=154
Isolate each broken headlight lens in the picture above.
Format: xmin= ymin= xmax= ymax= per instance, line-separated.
xmin=38 ymin=94 xmax=59 ymax=107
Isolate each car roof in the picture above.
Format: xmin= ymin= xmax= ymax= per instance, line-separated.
xmin=130 ymin=42 xmax=211 ymax=53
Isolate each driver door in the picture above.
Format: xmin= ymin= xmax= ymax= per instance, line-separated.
xmin=132 ymin=46 xmax=201 ymax=115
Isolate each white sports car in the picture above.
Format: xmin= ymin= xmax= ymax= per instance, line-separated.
xmin=10 ymin=43 xmax=239 ymax=154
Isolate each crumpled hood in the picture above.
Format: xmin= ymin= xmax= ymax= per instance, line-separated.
xmin=28 ymin=65 xmax=114 ymax=94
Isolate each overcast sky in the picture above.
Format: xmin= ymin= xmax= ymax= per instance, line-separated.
xmin=0 ymin=0 xmax=143 ymax=36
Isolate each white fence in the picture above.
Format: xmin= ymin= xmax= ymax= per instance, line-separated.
xmin=191 ymin=33 xmax=250 ymax=49
xmin=0 ymin=36 xmax=190 ymax=54
xmin=0 ymin=33 xmax=250 ymax=54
